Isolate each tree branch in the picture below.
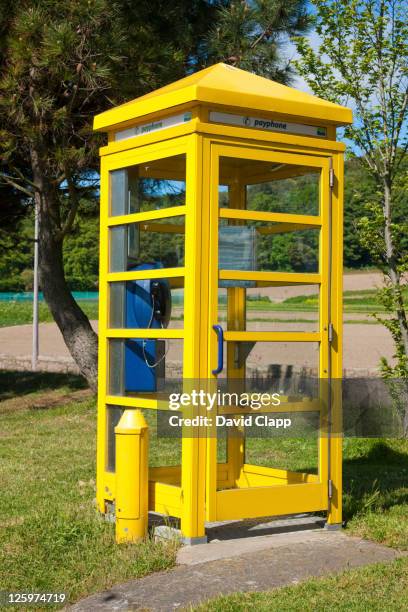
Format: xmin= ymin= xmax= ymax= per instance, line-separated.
xmin=56 ymin=170 xmax=80 ymax=240
xmin=0 ymin=172 xmax=34 ymax=198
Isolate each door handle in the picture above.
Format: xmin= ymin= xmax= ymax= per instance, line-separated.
xmin=212 ymin=325 xmax=224 ymax=375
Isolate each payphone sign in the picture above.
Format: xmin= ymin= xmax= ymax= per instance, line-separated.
xmin=209 ymin=111 xmax=327 ymax=138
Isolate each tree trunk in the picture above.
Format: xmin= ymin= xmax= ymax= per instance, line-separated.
xmin=31 ymin=148 xmax=98 ymax=390
xmin=383 ymin=177 xmax=408 ymax=357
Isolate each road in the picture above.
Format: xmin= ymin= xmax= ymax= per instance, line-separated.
xmin=0 ymin=316 xmax=394 ymax=374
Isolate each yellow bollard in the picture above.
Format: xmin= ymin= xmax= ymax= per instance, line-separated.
xmin=115 ymin=409 xmax=149 ymax=543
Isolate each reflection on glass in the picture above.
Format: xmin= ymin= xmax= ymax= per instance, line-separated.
xmin=108 ymin=339 xmax=124 ymax=396
xmin=219 ymin=156 xmax=320 ymax=216
xmin=109 ymin=217 xmax=185 ymax=272
xmin=109 ymin=281 xmax=184 ymax=329
xmin=106 ymin=405 xmax=124 ymax=472
xmin=219 ymin=185 xmax=229 ymax=207
xmin=216 ymin=341 xmax=320 ymax=383
xmin=246 ymin=172 xmax=320 ymax=216
xmin=108 ymin=339 xmax=183 ymax=396
xmin=218 ymin=220 xmax=319 ymax=274
xmin=110 ymin=155 xmax=186 ymax=216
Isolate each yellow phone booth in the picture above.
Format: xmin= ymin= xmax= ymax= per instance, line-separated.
xmin=94 ymin=63 xmax=352 ymax=544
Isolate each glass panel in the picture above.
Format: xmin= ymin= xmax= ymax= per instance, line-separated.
xmin=109 ymin=339 xmax=125 ymax=395
xmin=217 ymin=435 xmax=227 ymax=463
xmin=246 ymin=172 xmax=320 ymax=216
xmin=217 ymin=341 xmax=320 ymax=382
xmin=218 ymin=284 xmax=319 ymax=333
xmin=108 ymin=338 xmax=183 ymax=396
xmin=213 ymin=340 xmax=321 ymax=483
xmin=219 ymin=185 xmax=229 ymax=207
xmin=218 ymin=219 xmax=319 ymax=274
xmin=219 ymin=156 xmax=320 ymax=215
xmin=109 ymin=216 xmax=185 ymax=272
xmin=106 ymin=405 xmax=124 ymax=471
xmin=110 ymin=154 xmax=186 ymax=216
xmin=110 ymin=226 xmax=127 ymax=273
xmin=146 ymin=409 xmax=181 ymax=470
xmin=244 ymin=435 xmax=319 ymax=475
xmin=110 ymin=282 xmax=126 ymax=328
xmin=106 ymin=406 xmax=182 ymax=475
xmin=219 ymin=226 xmax=256 ymax=272
xmin=109 ymin=279 xmax=184 ymax=329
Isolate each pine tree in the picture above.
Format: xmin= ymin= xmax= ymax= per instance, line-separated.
xmin=0 ymin=0 xmax=310 ymax=387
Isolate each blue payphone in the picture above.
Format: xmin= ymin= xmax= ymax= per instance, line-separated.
xmin=125 ymin=262 xmax=171 ymax=392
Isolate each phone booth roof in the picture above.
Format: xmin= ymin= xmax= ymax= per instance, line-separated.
xmin=93 ymin=62 xmax=352 ymax=134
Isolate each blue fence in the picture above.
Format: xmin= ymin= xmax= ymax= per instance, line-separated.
xmin=0 ymin=292 xmax=99 ymax=302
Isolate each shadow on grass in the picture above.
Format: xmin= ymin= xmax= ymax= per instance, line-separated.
xmin=245 ymin=439 xmax=408 ymax=526
xmin=0 ymin=370 xmax=87 ymax=401
xmin=342 ymin=440 xmax=408 ymax=521
xmin=289 ymin=440 xmax=408 ymax=522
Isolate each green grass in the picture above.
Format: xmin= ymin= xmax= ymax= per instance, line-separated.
xmin=246 ymin=436 xmax=408 ymax=548
xmin=0 ymin=300 xmax=99 ymax=327
xmin=0 ymin=376 xmax=178 ymax=606
xmin=343 ymin=438 xmax=408 ymax=548
xmin=245 ymin=436 xmax=319 ymax=473
xmin=1 ymin=286 xmax=407 ymax=327
xmin=194 ymin=557 xmax=408 ymax=611
xmin=194 ymin=436 xmax=408 ymax=611
xmin=1 ymin=372 xmax=407 ymax=607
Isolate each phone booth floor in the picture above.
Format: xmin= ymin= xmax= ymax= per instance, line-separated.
xmin=94 ymin=63 xmax=352 ymax=543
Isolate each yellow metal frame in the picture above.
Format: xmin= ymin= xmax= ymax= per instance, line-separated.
xmin=96 ymin=70 xmax=347 ymax=539
xmin=94 ymin=63 xmax=352 ymax=132
xmin=203 ymin=143 xmax=333 ymax=523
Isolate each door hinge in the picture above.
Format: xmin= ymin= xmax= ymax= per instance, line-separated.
xmin=328 ymin=323 xmax=334 ymax=343
xmin=328 ymin=479 xmax=333 ymax=499
xmin=329 ymin=168 xmax=334 ymax=188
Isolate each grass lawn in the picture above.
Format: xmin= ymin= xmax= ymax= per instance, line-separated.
xmin=196 ymin=557 xmax=408 ymax=611
xmin=0 ymin=372 xmax=177 ymax=606
xmin=0 ymin=371 xmax=407 ymax=607
xmin=196 ymin=438 xmax=408 ymax=611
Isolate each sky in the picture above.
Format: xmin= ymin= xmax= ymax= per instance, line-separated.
xmin=286 ymin=30 xmax=321 ymax=94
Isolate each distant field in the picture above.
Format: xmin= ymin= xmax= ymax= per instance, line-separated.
xmin=1 ymin=288 xmax=407 ymax=327
xmin=0 ymin=300 xmax=99 ymax=327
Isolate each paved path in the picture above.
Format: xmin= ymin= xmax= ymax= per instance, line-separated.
xmin=0 ymin=270 xmax=397 ymax=374
xmin=0 ymin=319 xmax=394 ymax=374
xmin=69 ymin=525 xmax=405 ymax=611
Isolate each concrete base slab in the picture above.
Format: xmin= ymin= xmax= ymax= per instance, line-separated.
xmin=324 ymin=522 xmax=343 ymax=531
xmin=182 ymin=535 xmax=208 ymax=546
xmin=177 ymin=515 xmax=326 ymax=564
xmin=206 ymin=514 xmax=325 ymax=541
xmin=154 ymin=525 xmax=208 ymax=546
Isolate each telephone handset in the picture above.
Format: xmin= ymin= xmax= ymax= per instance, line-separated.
xmin=150 ymin=280 xmax=171 ymax=327
xmin=125 ymin=262 xmax=172 ymax=392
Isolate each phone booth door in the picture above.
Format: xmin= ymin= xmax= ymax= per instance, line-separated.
xmin=205 ymin=144 xmax=334 ymax=522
